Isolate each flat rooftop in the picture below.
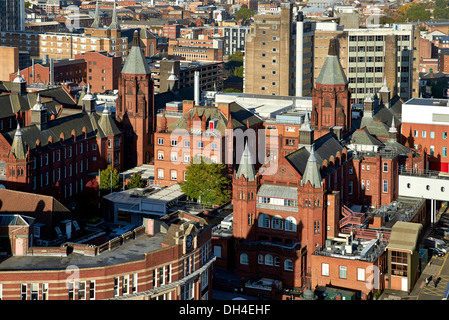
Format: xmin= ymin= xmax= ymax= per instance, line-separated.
xmin=403 ymin=97 xmax=449 ymax=107
xmin=314 ymin=237 xmax=388 ymax=262
xmin=104 ymin=184 xmax=184 ymax=206
xmin=0 ymin=232 xmax=165 ymax=271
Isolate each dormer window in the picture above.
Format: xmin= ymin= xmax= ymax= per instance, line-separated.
xmin=209 ymin=119 xmax=218 ymax=131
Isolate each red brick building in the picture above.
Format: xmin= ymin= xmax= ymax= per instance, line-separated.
xmin=153 ymin=100 xmax=262 ymax=186
xmin=0 ymin=210 xmax=214 ymax=300
xmin=116 ymin=31 xmax=156 ymax=168
xmin=0 ymin=74 xmax=124 ymax=202
xmin=9 ymin=59 xmax=86 ymax=86
xmin=228 ymin=36 xmax=427 ymax=299
xmin=310 ymin=38 xmax=352 ymax=140
xmin=74 ymin=51 xmax=122 ymax=93
xmin=438 ymin=49 xmax=449 ymax=74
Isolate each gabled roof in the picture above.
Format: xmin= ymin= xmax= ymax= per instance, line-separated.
xmin=351 ymin=127 xmax=383 ymax=146
xmin=167 ymin=104 xmax=262 ymax=133
xmin=98 ymin=107 xmax=122 ymax=136
xmin=286 ymin=133 xmax=344 ymax=178
xmin=2 ymin=112 xmax=98 ymax=154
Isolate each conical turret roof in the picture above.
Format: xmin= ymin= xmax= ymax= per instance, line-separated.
xmin=301 ymin=146 xmax=322 ymax=188
xmin=236 ymin=142 xmax=256 ymax=182
xmin=315 ymin=37 xmax=347 ymax=86
xmin=10 ymin=123 xmax=27 ymax=159
xmin=121 ymin=31 xmax=151 ymax=75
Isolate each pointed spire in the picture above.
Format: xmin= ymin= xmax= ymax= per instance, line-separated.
xmin=91 ymin=0 xmax=103 ymax=28
xmin=83 ymin=83 xmax=94 ymax=100
xmin=109 ymin=0 xmax=120 ymax=29
xmin=379 ymin=76 xmax=390 ymax=93
xmin=102 ymin=105 xmax=110 ymax=116
xmin=167 ymin=65 xmax=178 ymax=81
xmin=236 ymin=142 xmax=256 ymax=182
xmin=13 ymin=68 xmax=25 ymax=83
xmin=301 ymin=145 xmax=322 ymax=188
xmin=301 ymin=112 xmax=313 ymax=131
xmin=11 ymin=123 xmax=27 ymax=159
xmin=364 ymin=91 xmax=373 ymax=103
xmin=389 ymin=116 xmax=397 ymax=133
xmin=32 ymin=93 xmax=46 ymax=111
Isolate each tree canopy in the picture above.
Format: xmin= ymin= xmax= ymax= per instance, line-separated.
xmin=395 ymin=2 xmax=431 ymax=22
xmin=434 ymin=0 xmax=449 ymax=19
xmin=180 ymin=156 xmax=230 ymax=206
xmin=126 ymin=173 xmax=146 ymax=190
xmin=235 ymin=5 xmax=252 ymax=21
xmin=99 ymin=166 xmax=121 ymax=193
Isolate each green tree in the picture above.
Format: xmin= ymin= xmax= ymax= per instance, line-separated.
xmin=235 ymin=5 xmax=251 ymax=21
xmin=180 ymin=156 xmax=230 ymax=206
xmin=233 ymin=65 xmax=244 ymax=78
xmin=395 ymin=2 xmax=431 ymax=22
xmin=434 ymin=0 xmax=449 ymax=19
xmin=227 ymin=50 xmax=244 ymax=63
xmin=99 ymin=166 xmax=121 ymax=193
xmin=126 ymin=173 xmax=146 ymax=190
xmin=223 ymin=88 xmax=242 ymax=93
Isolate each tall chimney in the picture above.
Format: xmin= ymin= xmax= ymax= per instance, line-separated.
xmin=50 ymin=58 xmax=54 ymax=86
xmin=296 ymin=11 xmax=304 ymax=97
xmin=194 ymin=70 xmax=200 ymax=105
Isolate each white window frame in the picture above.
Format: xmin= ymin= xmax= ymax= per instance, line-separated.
xmin=357 ymin=268 xmax=365 ymax=281
xmin=339 ymin=265 xmax=347 ymax=279
xmin=78 ymin=281 xmax=86 ymax=300
xmin=114 ymin=277 xmax=120 ymax=297
xmin=240 ymin=253 xmax=249 ymax=265
xmin=284 ymin=259 xmax=294 ymax=271
xmin=265 ymin=254 xmax=273 ymax=266
xmin=157 ymin=169 xmax=164 ymax=179
xmin=131 ymin=274 xmax=138 ymax=294
xmin=122 ymin=275 xmax=129 ymax=295
xmin=322 ymin=263 xmax=329 ymax=276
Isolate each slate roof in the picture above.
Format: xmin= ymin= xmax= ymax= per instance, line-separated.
xmin=257 ymin=184 xmax=297 ymax=199
xmin=3 ymin=112 xmax=98 ymax=154
xmin=286 ymin=133 xmax=345 ymax=177
xmin=351 ymin=127 xmax=383 ymax=146
xmin=0 ymin=86 xmax=76 ymax=119
xmin=167 ymin=104 xmax=261 ymax=133
xmin=98 ymin=108 xmax=122 ymax=136
xmin=168 ymin=106 xmax=227 ymax=133
xmin=315 ymin=53 xmax=347 ymax=85
xmin=121 ymin=31 xmax=151 ymax=75
xmin=360 ymin=103 xmax=401 ymax=139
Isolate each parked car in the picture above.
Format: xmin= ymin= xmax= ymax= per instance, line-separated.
xmin=432 ymin=248 xmax=445 ymax=257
